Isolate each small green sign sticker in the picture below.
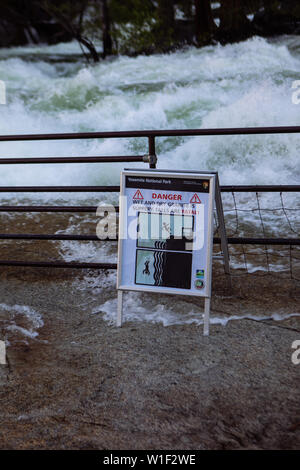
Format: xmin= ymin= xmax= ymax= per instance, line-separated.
xmin=195 ymin=279 xmax=205 ymax=289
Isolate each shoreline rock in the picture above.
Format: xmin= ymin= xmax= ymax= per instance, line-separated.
xmin=0 ymin=269 xmax=299 ymax=449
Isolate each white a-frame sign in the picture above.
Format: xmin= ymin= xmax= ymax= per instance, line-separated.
xmin=117 ymin=169 xmax=229 ymax=336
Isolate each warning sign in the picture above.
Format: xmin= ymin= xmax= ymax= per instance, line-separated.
xmin=190 ymin=193 xmax=201 ymax=204
xmin=118 ymin=170 xmax=215 ymax=299
xmin=133 ymin=189 xmax=144 ymax=200
xmin=117 ymin=169 xmax=229 ymax=337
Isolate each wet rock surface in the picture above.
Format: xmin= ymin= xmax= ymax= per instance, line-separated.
xmin=0 ymin=267 xmax=299 ymax=450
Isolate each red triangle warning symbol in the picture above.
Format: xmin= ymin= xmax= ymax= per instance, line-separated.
xmin=190 ymin=193 xmax=201 ymax=204
xmin=133 ymin=189 xmax=144 ymax=200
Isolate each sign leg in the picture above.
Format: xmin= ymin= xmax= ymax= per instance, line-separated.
xmin=203 ymin=297 xmax=210 ymax=336
xmin=117 ymin=290 xmax=123 ymax=327
xmin=215 ymin=175 xmax=230 ymax=275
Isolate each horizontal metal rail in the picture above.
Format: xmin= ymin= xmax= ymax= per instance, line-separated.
xmin=0 ymin=233 xmax=100 ymax=241
xmin=0 ymin=126 xmax=299 ymax=271
xmin=0 ymin=235 xmax=299 ymax=270
xmin=0 ymin=186 xmax=120 ymax=192
xmin=0 ymin=260 xmax=117 ymax=269
xmin=0 ymin=156 xmax=144 ymax=164
xmin=216 ymin=237 xmax=300 ymax=246
xmin=0 ymin=126 xmax=300 ymax=142
xmin=220 ymin=185 xmax=300 ymax=193
xmin=0 ymin=234 xmax=298 ymax=245
xmin=0 ymin=185 xmax=298 ymax=194
xmin=0 ymin=205 xmax=100 ymax=213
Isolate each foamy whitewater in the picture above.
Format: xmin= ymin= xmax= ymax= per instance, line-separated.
xmin=0 ymin=36 xmax=300 ymax=188
xmin=0 ymin=303 xmax=44 ymax=343
xmin=0 ymin=36 xmax=299 ymax=328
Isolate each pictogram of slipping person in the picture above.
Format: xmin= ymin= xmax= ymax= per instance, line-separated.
xmin=143 ymin=259 xmax=150 ymax=275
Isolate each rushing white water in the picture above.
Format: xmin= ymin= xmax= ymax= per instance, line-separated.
xmin=0 ymin=36 xmax=299 ymax=191
xmin=0 ymin=303 xmax=44 ymax=343
xmin=97 ymin=295 xmax=300 ymax=327
xmin=0 ymin=36 xmax=299 ymax=328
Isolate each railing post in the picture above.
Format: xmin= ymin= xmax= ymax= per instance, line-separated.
xmin=147 ymin=136 xmax=157 ymax=169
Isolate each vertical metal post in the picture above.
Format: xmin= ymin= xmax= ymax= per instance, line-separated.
xmin=148 ymin=136 xmax=157 ymax=169
xmin=117 ymin=290 xmax=123 ymax=327
xmin=215 ymin=174 xmax=230 ymax=275
xmin=0 ymin=340 xmax=6 ymax=364
xmin=203 ymin=298 xmax=210 ymax=336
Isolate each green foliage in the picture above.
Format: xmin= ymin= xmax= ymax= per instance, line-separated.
xmin=175 ymin=0 xmax=194 ymax=19
xmin=109 ymin=0 xmax=158 ymax=54
xmin=110 ymin=0 xmax=155 ymax=24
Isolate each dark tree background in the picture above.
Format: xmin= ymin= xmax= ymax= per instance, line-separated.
xmin=218 ymin=0 xmax=252 ymax=43
xmin=195 ymin=0 xmax=215 ymax=46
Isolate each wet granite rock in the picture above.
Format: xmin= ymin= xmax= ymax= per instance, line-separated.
xmin=0 ymin=270 xmax=299 ymax=449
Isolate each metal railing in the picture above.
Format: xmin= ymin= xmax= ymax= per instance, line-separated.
xmin=0 ymin=126 xmax=299 ymax=270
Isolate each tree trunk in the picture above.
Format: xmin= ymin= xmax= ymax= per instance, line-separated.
xmin=77 ymin=35 xmax=100 ymax=62
xmin=158 ymin=0 xmax=175 ymax=30
xmin=218 ymin=0 xmax=252 ymax=43
xmin=38 ymin=0 xmax=100 ymax=62
xmin=156 ymin=0 xmax=175 ymax=50
xmin=100 ymin=0 xmax=112 ymax=58
xmin=195 ymin=0 xmax=215 ymax=46
xmin=180 ymin=0 xmax=193 ymax=19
